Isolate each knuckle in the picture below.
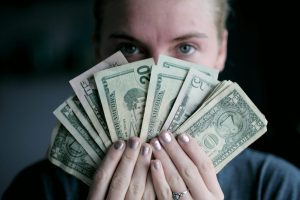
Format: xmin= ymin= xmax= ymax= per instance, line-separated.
xmin=142 ymin=189 xmax=155 ymax=200
xmin=110 ymin=174 xmax=127 ymax=190
xmin=199 ymin=159 xmax=214 ymax=173
xmin=182 ymin=165 xmax=198 ymax=180
xmin=128 ymin=182 xmax=142 ymax=196
xmin=94 ymin=167 xmax=107 ymax=183
xmin=123 ymin=151 xmax=136 ymax=162
xmin=168 ymin=173 xmax=183 ymax=186
xmin=158 ymin=187 xmax=172 ymax=199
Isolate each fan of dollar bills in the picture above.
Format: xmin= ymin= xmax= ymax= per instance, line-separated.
xmin=47 ymin=51 xmax=268 ymax=185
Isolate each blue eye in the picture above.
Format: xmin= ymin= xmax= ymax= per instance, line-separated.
xmin=178 ymin=44 xmax=196 ymax=55
xmin=119 ymin=43 xmax=140 ymax=56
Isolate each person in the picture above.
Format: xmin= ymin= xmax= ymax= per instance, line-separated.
xmin=3 ymin=0 xmax=300 ymax=199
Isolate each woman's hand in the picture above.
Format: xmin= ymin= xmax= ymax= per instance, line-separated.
xmin=87 ymin=137 xmax=153 ymax=200
xmin=150 ymin=132 xmax=224 ymax=200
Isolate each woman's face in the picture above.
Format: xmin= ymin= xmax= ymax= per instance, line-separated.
xmin=96 ymin=0 xmax=227 ymax=71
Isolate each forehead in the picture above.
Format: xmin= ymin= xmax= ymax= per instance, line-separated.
xmin=101 ymin=0 xmax=216 ymax=36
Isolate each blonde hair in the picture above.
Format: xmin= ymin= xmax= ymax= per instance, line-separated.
xmin=93 ymin=0 xmax=230 ymax=41
xmin=213 ymin=0 xmax=230 ymax=39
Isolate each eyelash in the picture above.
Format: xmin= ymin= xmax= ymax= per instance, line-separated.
xmin=116 ymin=42 xmax=144 ymax=58
xmin=176 ymin=43 xmax=197 ymax=56
xmin=114 ymin=41 xmax=199 ymax=61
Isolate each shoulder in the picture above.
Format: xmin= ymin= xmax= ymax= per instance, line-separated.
xmin=227 ymin=148 xmax=300 ymax=177
xmin=2 ymin=159 xmax=89 ymax=200
xmin=218 ymin=148 xmax=300 ymax=200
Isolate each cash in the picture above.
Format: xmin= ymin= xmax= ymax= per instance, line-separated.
xmin=176 ymin=82 xmax=267 ymax=173
xmin=48 ymin=52 xmax=267 ymax=185
xmin=94 ymin=59 xmax=154 ymax=141
xmin=53 ymin=97 xmax=105 ymax=163
xmin=48 ymin=123 xmax=97 ymax=185
xmin=69 ymin=51 xmax=128 ymax=148
xmin=162 ymin=68 xmax=219 ymax=133
xmin=140 ymin=56 xmax=219 ymax=141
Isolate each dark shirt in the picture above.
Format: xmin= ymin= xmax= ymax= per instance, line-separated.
xmin=3 ymin=149 xmax=300 ymax=200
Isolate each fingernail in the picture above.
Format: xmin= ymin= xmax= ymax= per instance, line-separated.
xmin=153 ymin=160 xmax=160 ymax=170
xmin=141 ymin=145 xmax=150 ymax=156
xmin=178 ymin=133 xmax=190 ymax=143
xmin=160 ymin=131 xmax=172 ymax=143
xmin=152 ymin=139 xmax=162 ymax=150
xmin=114 ymin=140 xmax=124 ymax=150
xmin=129 ymin=137 xmax=140 ymax=150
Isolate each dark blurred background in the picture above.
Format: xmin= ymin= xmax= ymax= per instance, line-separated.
xmin=1 ymin=0 xmax=299 ymax=197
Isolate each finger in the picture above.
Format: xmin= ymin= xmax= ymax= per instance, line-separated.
xmin=87 ymin=140 xmax=126 ymax=200
xmin=142 ymin=172 xmax=156 ymax=200
xmin=106 ymin=137 xmax=141 ymax=199
xmin=150 ymin=160 xmax=172 ymax=200
xmin=177 ymin=133 xmax=224 ymax=198
xmin=125 ymin=143 xmax=152 ymax=200
xmin=151 ymin=138 xmax=192 ymax=199
xmin=158 ymin=131 xmax=209 ymax=199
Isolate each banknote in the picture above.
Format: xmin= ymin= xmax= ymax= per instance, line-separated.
xmin=157 ymin=55 xmax=219 ymax=80
xmin=53 ymin=98 xmax=105 ymax=163
xmin=94 ymin=59 xmax=154 ymax=141
xmin=49 ymin=54 xmax=268 ymax=185
xmin=162 ymin=68 xmax=219 ymax=132
xmin=140 ymin=56 xmax=219 ymax=141
xmin=48 ymin=123 xmax=96 ymax=186
xmin=66 ymin=95 xmax=106 ymax=152
xmin=200 ymin=80 xmax=232 ymax=108
xmin=176 ymin=83 xmax=267 ymax=173
xmin=140 ymin=65 xmax=187 ymax=141
xmin=69 ymin=51 xmax=128 ymax=148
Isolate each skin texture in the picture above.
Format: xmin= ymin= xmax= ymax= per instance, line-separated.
xmin=88 ymin=0 xmax=228 ymax=199
xmin=97 ymin=0 xmax=227 ymax=70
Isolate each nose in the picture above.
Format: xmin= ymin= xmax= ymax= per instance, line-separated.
xmin=151 ymin=53 xmax=159 ymax=64
xmin=153 ymin=56 xmax=159 ymax=64
xmin=148 ymin=49 xmax=167 ymax=64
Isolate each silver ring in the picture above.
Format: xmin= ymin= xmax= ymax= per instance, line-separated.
xmin=172 ymin=190 xmax=188 ymax=200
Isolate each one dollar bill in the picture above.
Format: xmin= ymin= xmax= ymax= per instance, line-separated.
xmin=48 ymin=123 xmax=96 ymax=185
xmin=176 ymin=83 xmax=267 ymax=173
xmin=53 ymin=97 xmax=105 ymax=163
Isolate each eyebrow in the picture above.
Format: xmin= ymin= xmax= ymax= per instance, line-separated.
xmin=173 ymin=33 xmax=208 ymax=42
xmin=109 ymin=32 xmax=208 ymax=42
xmin=109 ymin=33 xmax=139 ymax=42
